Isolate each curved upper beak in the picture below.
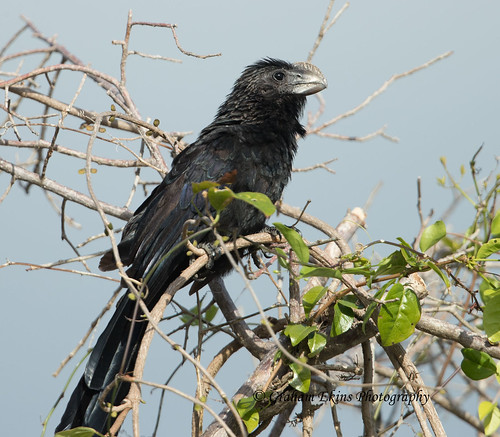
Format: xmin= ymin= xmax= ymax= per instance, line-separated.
xmin=291 ymin=62 xmax=328 ymax=96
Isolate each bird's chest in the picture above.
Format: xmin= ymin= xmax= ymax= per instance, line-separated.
xmin=218 ymin=138 xmax=295 ymax=234
xmin=232 ymin=138 xmax=294 ymax=201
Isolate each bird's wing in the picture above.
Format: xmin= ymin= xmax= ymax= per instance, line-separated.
xmin=100 ymin=129 xmax=242 ymax=293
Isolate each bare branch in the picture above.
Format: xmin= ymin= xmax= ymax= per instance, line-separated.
xmin=0 ymin=157 xmax=132 ymax=220
xmin=0 ymin=139 xmax=157 ymax=168
xmin=293 ymin=158 xmax=337 ymax=174
xmin=417 ymin=314 xmax=500 ymax=359
xmin=307 ymin=1 xmax=350 ymax=63
xmin=309 ymin=51 xmax=454 ymax=135
xmin=209 ymin=277 xmax=273 ymax=359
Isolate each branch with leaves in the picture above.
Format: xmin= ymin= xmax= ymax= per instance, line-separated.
xmin=1 ymin=4 xmax=499 ymax=437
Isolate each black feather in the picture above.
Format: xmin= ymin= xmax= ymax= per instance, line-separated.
xmin=56 ymin=58 xmax=326 ymax=434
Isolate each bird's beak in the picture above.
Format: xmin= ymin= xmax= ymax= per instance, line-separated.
xmin=291 ymin=62 xmax=328 ymax=96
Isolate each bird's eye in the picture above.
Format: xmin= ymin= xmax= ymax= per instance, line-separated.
xmin=273 ymin=71 xmax=285 ymax=81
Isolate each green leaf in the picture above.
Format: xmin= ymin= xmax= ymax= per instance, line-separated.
xmin=274 ymin=247 xmax=290 ymax=269
xmin=483 ymin=293 xmax=500 ymax=343
xmin=234 ymin=191 xmax=276 ymax=217
xmin=289 ymin=360 xmax=311 ymax=393
xmin=204 ymin=304 xmax=219 ymax=323
xmin=477 ymin=238 xmax=500 ymax=260
xmin=180 ymin=304 xmax=218 ymax=326
xmin=419 ymin=220 xmax=446 ymax=252
xmin=341 ymin=266 xmax=373 ymax=276
xmin=396 ymin=237 xmax=418 ymax=266
xmin=302 ymin=286 xmax=327 ymax=317
xmin=331 ymin=301 xmax=355 ymax=337
xmin=194 ymin=395 xmax=205 ymax=411
xmin=273 ymin=222 xmax=309 ymax=264
xmin=480 ymin=277 xmax=500 ymax=305
xmin=482 ymin=288 xmax=500 ymax=306
xmin=479 ymin=401 xmax=500 ymax=436
xmin=236 ymin=395 xmax=256 ymax=412
xmin=441 ymin=235 xmax=462 ymax=252
xmin=460 ymin=348 xmax=497 ymax=380
xmin=191 ymin=184 xmax=276 ymax=217
xmin=425 ymin=259 xmax=450 ymax=288
xmin=337 ymin=295 xmax=360 ymax=309
xmin=363 ymin=302 xmax=378 ymax=332
xmin=55 ymin=427 xmax=104 ymax=437
xmin=207 ymin=187 xmax=234 ymax=212
xmin=396 ymin=237 xmax=412 ymax=248
xmin=308 ymin=332 xmax=327 ymax=357
xmin=192 ymin=180 xmax=220 ymax=194
xmin=492 ymin=210 xmax=500 ymax=237
xmin=362 ymin=280 xmax=395 ymax=332
xmin=375 ymin=279 xmax=397 ymax=299
xmin=300 ymin=266 xmax=343 ymax=280
xmin=377 ymin=284 xmax=421 ymax=346
xmin=284 ymin=324 xmax=317 ymax=346
xmin=274 ymin=349 xmax=282 ymax=363
xmin=180 ymin=306 xmax=199 ymax=325
xmin=375 ymin=250 xmax=407 ymax=277
xmin=235 ymin=396 xmax=259 ymax=433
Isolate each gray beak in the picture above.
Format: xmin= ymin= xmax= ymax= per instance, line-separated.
xmin=291 ymin=62 xmax=328 ymax=96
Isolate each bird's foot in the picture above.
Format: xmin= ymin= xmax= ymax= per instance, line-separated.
xmin=261 ymin=224 xmax=302 ymax=240
xmin=261 ymin=225 xmax=282 ymax=240
xmin=198 ymin=242 xmax=224 ymax=270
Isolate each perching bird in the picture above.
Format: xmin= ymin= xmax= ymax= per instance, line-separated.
xmin=55 ymin=58 xmax=327 ymax=434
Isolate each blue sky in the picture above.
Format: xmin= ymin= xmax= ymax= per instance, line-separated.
xmin=1 ymin=1 xmax=499 ymax=436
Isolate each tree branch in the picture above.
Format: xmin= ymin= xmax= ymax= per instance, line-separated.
xmin=0 ymin=157 xmax=132 ymax=220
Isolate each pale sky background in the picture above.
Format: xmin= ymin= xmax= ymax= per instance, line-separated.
xmin=1 ymin=1 xmax=499 ymax=436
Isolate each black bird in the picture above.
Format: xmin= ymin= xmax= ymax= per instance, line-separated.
xmin=55 ymin=58 xmax=327 ymax=434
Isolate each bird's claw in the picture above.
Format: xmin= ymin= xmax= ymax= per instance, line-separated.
xmin=199 ymin=242 xmax=223 ymax=270
xmin=262 ymin=224 xmax=301 ymax=239
xmin=262 ymin=225 xmax=282 ymax=240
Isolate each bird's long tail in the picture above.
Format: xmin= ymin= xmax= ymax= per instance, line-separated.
xmin=55 ymin=294 xmax=146 ymax=434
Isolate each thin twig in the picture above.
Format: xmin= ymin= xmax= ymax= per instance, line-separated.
xmin=307 ymin=1 xmax=350 ymax=62
xmin=52 ymin=286 xmax=122 ymax=376
xmin=0 ymin=157 xmax=132 ymax=220
xmin=293 ymin=158 xmax=337 ymax=174
xmin=309 ymin=51 xmax=454 ymax=135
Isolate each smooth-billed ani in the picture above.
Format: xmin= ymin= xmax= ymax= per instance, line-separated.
xmin=55 ymin=58 xmax=327 ymax=434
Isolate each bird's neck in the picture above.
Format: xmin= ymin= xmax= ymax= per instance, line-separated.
xmin=212 ymin=112 xmax=306 ymax=140
xmin=215 ymin=94 xmax=306 ymax=128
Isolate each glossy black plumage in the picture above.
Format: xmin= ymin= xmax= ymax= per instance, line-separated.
xmin=56 ymin=58 xmax=326 ymax=434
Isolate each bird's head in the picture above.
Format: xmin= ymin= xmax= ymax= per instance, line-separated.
xmin=216 ymin=58 xmax=327 ymax=124
xmin=237 ymin=58 xmax=327 ymax=98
